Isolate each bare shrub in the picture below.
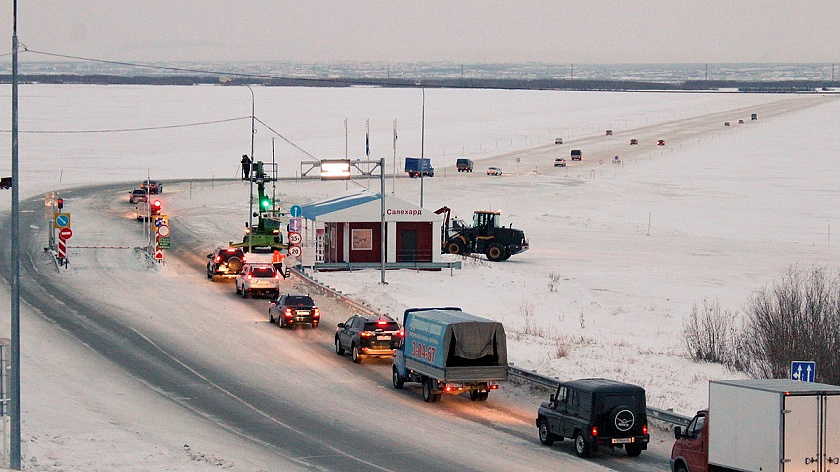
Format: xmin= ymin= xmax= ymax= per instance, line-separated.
xmin=741 ymin=266 xmax=840 ymax=384
xmin=547 ymin=271 xmax=561 ymax=292
xmin=682 ymin=299 xmax=742 ymax=369
xmin=554 ymin=342 xmax=570 ymax=358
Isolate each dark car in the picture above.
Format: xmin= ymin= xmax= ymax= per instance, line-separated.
xmin=629 ymin=138 xmax=638 ymax=145
xmin=129 ymin=189 xmax=148 ymax=204
xmin=269 ymin=294 xmax=320 ymax=328
xmin=206 ymin=246 xmax=245 ymax=281
xmin=456 ymin=158 xmax=474 ymax=172
xmin=536 ymin=378 xmax=649 ymax=458
xmin=334 ymin=314 xmax=402 ymax=363
xmin=657 ymin=140 xmax=666 ymax=146
xmin=140 ymin=180 xmax=163 ymax=194
xmin=570 ymin=149 xmax=582 ymax=161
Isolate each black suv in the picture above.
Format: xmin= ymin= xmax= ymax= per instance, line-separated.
xmin=206 ymin=246 xmax=245 ymax=281
xmin=536 ymin=378 xmax=649 ymax=458
xmin=334 ymin=314 xmax=402 ymax=363
xmin=269 ymin=294 xmax=320 ymax=329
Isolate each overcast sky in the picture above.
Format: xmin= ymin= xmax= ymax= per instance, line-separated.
xmin=3 ymin=1 xmax=839 ymax=64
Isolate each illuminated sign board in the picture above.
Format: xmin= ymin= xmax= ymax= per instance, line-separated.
xmin=320 ymin=159 xmax=352 ymax=180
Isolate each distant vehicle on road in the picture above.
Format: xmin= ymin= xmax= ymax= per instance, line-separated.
xmin=486 ymin=167 xmax=502 ymax=176
xmin=269 ymin=294 xmax=320 ymax=328
xmin=554 ymin=137 xmax=563 ymax=144
xmin=724 ymin=122 xmax=730 ymax=126
xmin=571 ymin=149 xmax=582 ymax=161
xmin=751 ymin=113 xmax=758 ymax=120
xmin=140 ymin=180 xmax=163 ymax=194
xmin=456 ymin=158 xmax=474 ymax=172
xmin=630 ymin=139 xmax=638 ymax=145
xmin=206 ymin=246 xmax=245 ymax=281
xmin=334 ymin=313 xmax=402 ymax=363
xmin=129 ymin=189 xmax=148 ymax=204
xmin=657 ymin=140 xmax=666 ymax=146
xmin=605 ymin=130 xmax=613 ymax=136
xmin=554 ymin=158 xmax=566 ymax=167
xmin=405 ymin=157 xmax=434 ymax=178
xmin=235 ymin=263 xmax=281 ymax=299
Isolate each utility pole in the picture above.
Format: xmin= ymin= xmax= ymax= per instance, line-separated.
xmin=10 ymin=0 xmax=22 ymax=468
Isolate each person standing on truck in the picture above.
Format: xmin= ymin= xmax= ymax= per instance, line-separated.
xmin=240 ymin=154 xmax=251 ymax=180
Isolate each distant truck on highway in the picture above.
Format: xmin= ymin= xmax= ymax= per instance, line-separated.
xmin=455 ymin=158 xmax=474 ymax=172
xmin=405 ymin=157 xmax=434 ymax=178
xmin=392 ymin=307 xmax=507 ymax=403
xmin=670 ymin=379 xmax=840 ymax=472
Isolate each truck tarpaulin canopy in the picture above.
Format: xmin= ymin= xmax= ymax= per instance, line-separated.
xmin=449 ymin=321 xmax=507 ymax=364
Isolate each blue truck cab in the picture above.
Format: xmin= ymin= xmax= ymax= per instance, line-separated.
xmin=392 ymin=307 xmax=508 ymax=403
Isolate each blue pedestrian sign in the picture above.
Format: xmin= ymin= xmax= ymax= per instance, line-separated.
xmin=791 ymin=361 xmax=816 ymax=382
xmin=290 ymin=205 xmax=302 ymax=218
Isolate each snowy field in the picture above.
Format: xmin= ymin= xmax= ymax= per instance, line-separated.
xmin=1 ymin=85 xmax=840 ymax=470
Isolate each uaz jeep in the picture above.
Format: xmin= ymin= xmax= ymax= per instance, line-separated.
xmin=536 ymin=378 xmax=649 ymax=458
xmin=206 ymin=246 xmax=245 ymax=281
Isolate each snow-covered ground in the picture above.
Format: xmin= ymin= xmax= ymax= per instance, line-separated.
xmin=1 ymin=85 xmax=839 ymax=470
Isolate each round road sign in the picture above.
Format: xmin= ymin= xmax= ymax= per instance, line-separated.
xmin=58 ymin=227 xmax=73 ymax=240
xmin=288 ymin=232 xmax=302 ymax=245
xmin=288 ymin=246 xmax=302 ymax=258
xmin=290 ymin=205 xmax=302 ymax=218
xmin=55 ymin=214 xmax=70 ymax=228
xmin=157 ymin=225 xmax=171 ymax=237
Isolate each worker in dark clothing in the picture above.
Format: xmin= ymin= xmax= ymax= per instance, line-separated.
xmin=240 ymin=154 xmax=251 ymax=180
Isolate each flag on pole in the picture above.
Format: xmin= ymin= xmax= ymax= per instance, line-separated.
xmin=365 ymin=119 xmax=370 ymax=156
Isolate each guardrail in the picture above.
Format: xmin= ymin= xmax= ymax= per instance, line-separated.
xmin=508 ymin=365 xmax=693 ymax=427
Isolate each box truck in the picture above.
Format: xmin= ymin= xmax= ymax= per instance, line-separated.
xmin=670 ymin=379 xmax=840 ymax=472
xmin=405 ymin=157 xmax=434 ymax=178
xmin=392 ymin=307 xmax=507 ymax=403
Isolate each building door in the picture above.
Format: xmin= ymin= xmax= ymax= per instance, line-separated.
xmin=398 ymin=229 xmax=418 ymax=262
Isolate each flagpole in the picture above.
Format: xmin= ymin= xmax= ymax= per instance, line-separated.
xmin=392 ymin=119 xmax=397 ymax=195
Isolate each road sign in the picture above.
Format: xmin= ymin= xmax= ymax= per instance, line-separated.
xmin=153 ymin=215 xmax=168 ymax=228
xmin=791 ymin=361 xmax=816 ymax=382
xmin=157 ymin=224 xmax=170 ymax=237
xmin=288 ymin=246 xmax=302 ymax=258
xmin=288 ymin=231 xmax=302 ymax=245
xmin=54 ymin=213 xmax=71 ymax=228
xmin=58 ymin=227 xmax=73 ymax=240
xmin=158 ymin=236 xmax=171 ymax=250
xmin=290 ymin=205 xmax=302 ymax=218
xmin=289 ymin=217 xmax=302 ymax=232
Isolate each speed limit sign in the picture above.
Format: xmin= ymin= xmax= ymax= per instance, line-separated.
xmin=288 ymin=231 xmax=302 ymax=245
xmin=288 ymin=246 xmax=302 ymax=258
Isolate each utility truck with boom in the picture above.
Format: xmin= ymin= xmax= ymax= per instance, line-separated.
xmin=670 ymin=379 xmax=840 ymax=472
xmin=392 ymin=307 xmax=507 ymax=403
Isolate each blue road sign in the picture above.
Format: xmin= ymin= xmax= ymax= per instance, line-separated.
xmin=290 ymin=205 xmax=302 ymax=218
xmin=791 ymin=361 xmax=816 ymax=382
xmin=54 ymin=213 xmax=70 ymax=228
xmin=289 ymin=217 xmax=302 ymax=232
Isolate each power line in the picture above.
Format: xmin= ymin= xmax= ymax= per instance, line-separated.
xmin=0 ymin=116 xmax=250 ymax=134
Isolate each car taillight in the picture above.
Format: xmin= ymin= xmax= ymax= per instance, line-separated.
xmin=313 ymin=308 xmax=320 ymax=317
xmin=247 ymin=274 xmax=252 ymax=280
xmin=488 ymin=383 xmax=499 ymax=390
xmin=284 ymin=308 xmax=293 ymax=318
xmin=274 ymin=274 xmax=280 ymax=280
xmin=591 ymin=426 xmax=598 ymax=437
xmin=215 ymin=256 xmax=221 ymax=263
xmin=445 ymin=385 xmax=454 ymax=392
xmin=377 ymin=320 xmax=387 ymax=326
xmin=642 ymin=424 xmax=648 ymax=435
xmin=226 ymin=248 xmax=236 ymax=253
xmin=398 ymin=329 xmax=405 ymax=337
xmin=360 ymin=331 xmax=373 ymax=337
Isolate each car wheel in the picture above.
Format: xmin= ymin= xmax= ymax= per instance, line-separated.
xmin=422 ymin=378 xmax=435 ymax=403
xmin=227 ymin=257 xmax=242 ymax=273
xmin=269 ymin=310 xmax=275 ymax=324
xmin=625 ymin=444 xmax=642 ymax=457
xmin=206 ymin=265 xmax=213 ymax=279
xmin=235 ymin=283 xmax=240 ymax=295
xmin=351 ymin=344 xmax=361 ymax=364
xmin=538 ymin=420 xmax=555 ymax=446
xmin=674 ymin=462 xmax=688 ymax=472
xmin=574 ymin=432 xmax=591 ymax=458
xmin=335 ymin=337 xmax=345 ymax=355
xmin=486 ymin=243 xmax=505 ymax=262
xmin=241 ymin=287 xmax=248 ymax=299
xmin=477 ymin=391 xmax=489 ymax=401
xmin=469 ymin=389 xmax=479 ymax=401
xmin=392 ymin=366 xmax=404 ymax=389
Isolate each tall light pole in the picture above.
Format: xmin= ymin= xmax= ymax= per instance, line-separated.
xmin=420 ymin=87 xmax=425 ymax=208
xmin=10 ymin=0 xmax=22 ymax=468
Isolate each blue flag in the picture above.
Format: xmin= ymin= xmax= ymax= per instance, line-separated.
xmin=365 ymin=131 xmax=370 ymax=156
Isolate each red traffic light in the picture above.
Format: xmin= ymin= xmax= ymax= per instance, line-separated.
xmin=57 ymin=198 xmax=64 ymax=210
xmin=153 ymin=200 xmax=161 ymax=208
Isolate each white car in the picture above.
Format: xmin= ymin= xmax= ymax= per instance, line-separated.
xmin=554 ymin=158 xmax=566 ymax=167
xmin=235 ymin=263 xmax=281 ymax=299
xmin=486 ymin=167 xmax=502 ymax=176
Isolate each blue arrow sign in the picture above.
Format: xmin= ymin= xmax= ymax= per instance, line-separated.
xmin=55 ymin=213 xmax=70 ymax=228
xmin=290 ymin=205 xmax=302 ymax=218
xmin=791 ymin=361 xmax=816 ymax=382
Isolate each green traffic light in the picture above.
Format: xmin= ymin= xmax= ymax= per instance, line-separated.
xmin=260 ymin=197 xmax=271 ymax=210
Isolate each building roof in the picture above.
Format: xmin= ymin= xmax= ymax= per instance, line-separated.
xmin=299 ymin=189 xmax=381 ymax=221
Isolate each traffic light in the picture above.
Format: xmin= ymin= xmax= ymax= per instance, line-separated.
xmin=57 ymin=198 xmax=64 ymax=210
xmin=151 ymin=199 xmax=162 ymax=215
xmin=259 ymin=195 xmax=271 ymax=211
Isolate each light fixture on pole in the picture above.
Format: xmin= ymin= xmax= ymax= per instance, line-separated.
xmin=220 ymin=77 xmax=256 ymax=253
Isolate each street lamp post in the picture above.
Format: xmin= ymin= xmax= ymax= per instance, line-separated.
xmin=420 ymin=87 xmax=425 ymax=208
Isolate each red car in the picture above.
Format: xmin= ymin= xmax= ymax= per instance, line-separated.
xmin=630 ymin=139 xmax=638 ymax=145
xmin=657 ymin=140 xmax=666 ymax=146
